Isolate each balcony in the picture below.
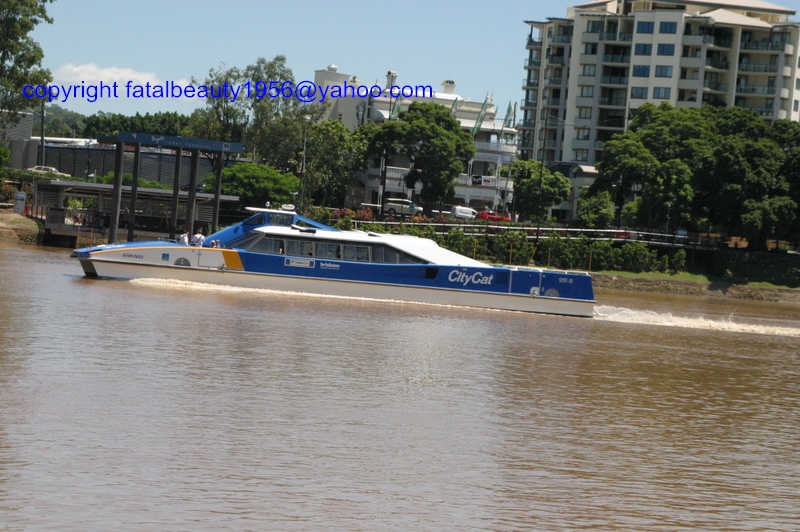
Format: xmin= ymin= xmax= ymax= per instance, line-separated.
xmin=705 ymin=35 xmax=732 ymax=48
xmin=522 ymin=78 xmax=540 ymax=89
xmin=520 ymin=99 xmax=537 ymax=109
xmin=735 ymin=84 xmax=777 ymax=95
xmin=703 ymin=80 xmax=728 ymax=92
xmin=602 ymin=54 xmax=630 ymax=64
xmin=598 ymin=96 xmax=627 ymax=106
xmin=737 ymin=63 xmax=778 ymax=73
xmin=742 ymin=106 xmax=776 ymax=116
xmin=705 ymin=57 xmax=729 ymax=70
xmin=548 ymin=56 xmax=566 ymax=65
xmin=601 ymin=75 xmax=629 ymax=85
xmin=524 ymin=58 xmax=541 ymax=68
xmin=543 ymin=97 xmax=562 ymax=107
xmin=552 ymin=35 xmax=572 ymax=44
xmin=367 ymin=165 xmax=409 ymax=180
xmin=527 ymin=37 xmax=543 ymax=48
xmin=545 ymin=76 xmax=562 ymax=85
xmin=603 ymin=32 xmax=633 ymax=42
xmin=474 ymin=141 xmax=517 ymax=155
xmin=740 ymin=41 xmax=786 ymax=51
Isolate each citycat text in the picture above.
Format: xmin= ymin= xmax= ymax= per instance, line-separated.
xmin=448 ymin=270 xmax=494 ymax=287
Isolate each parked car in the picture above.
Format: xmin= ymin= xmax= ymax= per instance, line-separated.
xmin=476 ymin=210 xmax=511 ymax=222
xmin=26 ymin=165 xmax=70 ymax=177
xmin=450 ymin=206 xmax=478 ymax=220
xmin=383 ymin=198 xmax=423 ymax=216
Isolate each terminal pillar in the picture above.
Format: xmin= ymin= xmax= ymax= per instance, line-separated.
xmin=108 ymin=142 xmax=125 ymax=243
xmin=127 ymin=143 xmax=141 ymax=242
xmin=169 ymin=148 xmax=182 ymax=239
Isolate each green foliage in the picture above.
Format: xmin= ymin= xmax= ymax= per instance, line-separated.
xmin=577 ymin=190 xmax=614 ymax=229
xmin=304 ymin=120 xmax=366 ymax=208
xmin=336 ymin=216 xmax=353 ymax=230
xmin=588 ymin=240 xmax=620 ymax=271
xmin=218 ymin=162 xmax=298 ymax=209
xmin=594 ymin=102 xmax=798 ymax=249
xmin=441 ymin=228 xmax=482 ymax=260
xmin=82 ymin=110 xmax=190 ymax=137
xmin=303 ymin=205 xmax=332 ymax=225
xmin=619 ymin=242 xmax=657 ymax=273
xmin=95 ymin=172 xmax=169 ymax=189
xmin=488 ymin=230 xmax=536 ymax=265
xmin=362 ymin=102 xmax=475 ymax=211
xmin=510 ymin=160 xmax=571 ymax=221
xmin=0 ymin=183 xmax=16 ymax=202
xmin=671 ymin=249 xmax=687 ymax=273
xmin=0 ymin=0 xmax=53 ymax=136
xmin=30 ymin=104 xmax=85 ymax=137
xmin=0 ymin=145 xmax=10 ymax=166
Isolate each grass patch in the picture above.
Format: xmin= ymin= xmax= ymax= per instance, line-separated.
xmin=596 ymin=269 xmax=800 ymax=290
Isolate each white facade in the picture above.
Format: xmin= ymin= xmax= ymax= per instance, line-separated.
xmin=313 ymin=65 xmax=517 ymax=211
xmin=520 ymin=0 xmax=800 ymax=220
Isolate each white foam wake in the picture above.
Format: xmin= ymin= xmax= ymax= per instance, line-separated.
xmin=594 ymin=305 xmax=800 ymax=337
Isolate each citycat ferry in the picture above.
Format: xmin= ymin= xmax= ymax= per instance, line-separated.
xmin=72 ymin=207 xmax=596 ymax=317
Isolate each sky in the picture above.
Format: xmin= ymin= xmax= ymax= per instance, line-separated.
xmin=30 ymin=0 xmax=800 ymax=122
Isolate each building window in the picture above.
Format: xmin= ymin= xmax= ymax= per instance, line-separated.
xmin=637 ymin=21 xmax=654 ymax=34
xmin=587 ymin=20 xmax=602 ymax=33
xmin=585 ymin=42 xmax=598 ymax=55
xmin=655 ymin=65 xmax=673 ymax=77
xmin=578 ymin=107 xmax=592 ymax=119
xmin=635 ymin=43 xmax=652 ymax=55
xmin=580 ymin=86 xmax=594 ymax=97
xmin=657 ymin=43 xmax=675 ymax=56
xmin=794 ymin=100 xmax=799 ymax=112
xmin=659 ymin=21 xmax=677 ymax=34
xmin=576 ymin=127 xmax=590 ymax=140
xmin=574 ymin=149 xmax=589 ymax=161
xmin=582 ymin=64 xmax=596 ymax=76
xmin=796 ymin=78 xmax=800 ymax=90
xmin=632 ymin=65 xmax=650 ymax=77
xmin=631 ymin=87 xmax=648 ymax=99
xmin=653 ymin=87 xmax=671 ymax=99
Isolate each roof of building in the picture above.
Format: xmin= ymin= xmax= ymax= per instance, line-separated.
xmin=703 ymin=8 xmax=775 ymax=27
xmin=659 ymin=0 xmax=794 ymax=16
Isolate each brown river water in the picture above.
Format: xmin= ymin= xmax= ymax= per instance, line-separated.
xmin=1 ymin=240 xmax=799 ymax=531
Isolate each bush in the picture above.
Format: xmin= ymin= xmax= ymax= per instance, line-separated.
xmin=0 ymin=184 xmax=16 ymax=203
xmin=619 ymin=242 xmax=657 ymax=273
xmin=671 ymin=249 xmax=687 ymax=273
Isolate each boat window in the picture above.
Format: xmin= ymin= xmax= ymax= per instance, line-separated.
xmin=226 ymin=232 xmax=262 ymax=249
xmin=249 ymin=237 xmax=284 ymax=254
xmin=315 ymin=242 xmax=341 ymax=259
xmin=286 ymin=239 xmax=313 ymax=257
xmin=343 ymin=244 xmax=370 ymax=262
xmin=243 ymin=214 xmax=265 ymax=226
xmin=399 ymin=252 xmax=425 ymax=264
xmin=268 ymin=213 xmax=294 ymax=226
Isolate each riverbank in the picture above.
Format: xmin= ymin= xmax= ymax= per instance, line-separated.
xmin=2 ymin=209 xmax=798 ymax=302
xmin=593 ymin=273 xmax=800 ymax=302
xmin=0 ymin=206 xmax=41 ymax=244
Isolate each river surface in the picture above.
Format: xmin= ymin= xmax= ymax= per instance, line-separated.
xmin=1 ymin=240 xmax=799 ymax=531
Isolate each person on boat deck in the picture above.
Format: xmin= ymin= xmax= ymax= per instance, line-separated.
xmin=191 ymin=227 xmax=205 ymax=247
xmin=178 ymin=229 xmax=189 ymax=246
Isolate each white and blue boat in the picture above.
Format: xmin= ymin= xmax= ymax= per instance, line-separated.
xmin=72 ymin=207 xmax=596 ymax=317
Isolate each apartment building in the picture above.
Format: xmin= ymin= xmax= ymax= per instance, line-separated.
xmin=520 ymin=0 xmax=799 ymax=219
xmin=313 ymin=65 xmax=517 ymax=212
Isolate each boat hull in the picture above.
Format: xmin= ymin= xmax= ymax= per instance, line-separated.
xmin=77 ymin=254 xmax=596 ymax=318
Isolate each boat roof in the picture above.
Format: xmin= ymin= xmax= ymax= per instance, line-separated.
xmin=252 ymin=225 xmax=487 ymax=267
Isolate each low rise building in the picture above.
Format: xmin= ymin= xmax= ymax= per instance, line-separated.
xmin=314 ymin=65 xmax=517 ymax=213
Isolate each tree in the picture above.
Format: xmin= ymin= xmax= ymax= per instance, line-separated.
xmin=211 ymin=162 xmax=298 ymax=210
xmin=508 ymin=159 xmax=570 ymax=221
xmin=303 ymin=120 xmax=366 ymax=208
xmin=577 ymin=190 xmax=614 ymax=229
xmin=363 ymin=101 xmax=475 ymax=213
xmin=0 ymin=0 xmax=53 ymax=136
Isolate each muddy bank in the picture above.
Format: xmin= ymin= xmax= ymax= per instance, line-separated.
xmin=593 ymin=273 xmax=800 ymax=302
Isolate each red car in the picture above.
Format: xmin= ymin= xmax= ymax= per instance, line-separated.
xmin=476 ymin=210 xmax=511 ymax=222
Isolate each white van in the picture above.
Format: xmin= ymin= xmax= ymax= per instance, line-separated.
xmin=450 ymin=206 xmax=478 ymax=220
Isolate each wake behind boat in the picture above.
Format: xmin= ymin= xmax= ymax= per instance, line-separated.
xmin=71 ymin=207 xmax=596 ymax=317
